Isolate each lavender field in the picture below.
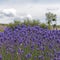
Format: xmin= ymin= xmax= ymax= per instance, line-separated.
xmin=0 ymin=24 xmax=60 ymax=60
xmin=0 ymin=0 xmax=60 ymax=60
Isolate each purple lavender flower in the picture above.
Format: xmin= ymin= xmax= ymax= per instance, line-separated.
xmin=25 ymin=53 xmax=32 ymax=59
xmin=0 ymin=55 xmax=2 ymax=60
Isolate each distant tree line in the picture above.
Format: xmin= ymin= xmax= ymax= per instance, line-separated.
xmin=0 ymin=12 xmax=57 ymax=30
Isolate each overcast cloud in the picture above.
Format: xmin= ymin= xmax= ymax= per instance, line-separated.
xmin=0 ymin=0 xmax=60 ymax=4
xmin=0 ymin=0 xmax=60 ymax=24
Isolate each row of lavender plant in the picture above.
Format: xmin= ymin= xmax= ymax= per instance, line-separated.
xmin=0 ymin=24 xmax=60 ymax=60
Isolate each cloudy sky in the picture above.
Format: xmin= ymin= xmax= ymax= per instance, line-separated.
xmin=0 ymin=0 xmax=60 ymax=25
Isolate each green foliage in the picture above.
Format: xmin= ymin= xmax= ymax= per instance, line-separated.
xmin=40 ymin=23 xmax=47 ymax=28
xmin=32 ymin=19 xmax=40 ymax=26
xmin=0 ymin=30 xmax=4 ymax=32
xmin=7 ymin=19 xmax=48 ymax=29
xmin=23 ymin=19 xmax=33 ymax=26
xmin=8 ymin=19 xmax=41 ymax=27
xmin=46 ymin=12 xmax=57 ymax=29
xmin=23 ymin=19 xmax=40 ymax=26
xmin=7 ymin=20 xmax=21 ymax=28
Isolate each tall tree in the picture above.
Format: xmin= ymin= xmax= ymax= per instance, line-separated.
xmin=46 ymin=12 xmax=57 ymax=29
xmin=52 ymin=14 xmax=57 ymax=29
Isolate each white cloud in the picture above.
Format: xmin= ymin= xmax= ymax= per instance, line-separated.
xmin=0 ymin=8 xmax=17 ymax=24
xmin=0 ymin=8 xmax=16 ymax=17
xmin=26 ymin=14 xmax=32 ymax=20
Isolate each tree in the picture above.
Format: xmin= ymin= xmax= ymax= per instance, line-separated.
xmin=46 ymin=12 xmax=57 ymax=29
xmin=52 ymin=14 xmax=57 ymax=29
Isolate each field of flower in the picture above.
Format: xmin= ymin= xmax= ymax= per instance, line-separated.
xmin=0 ymin=24 xmax=60 ymax=60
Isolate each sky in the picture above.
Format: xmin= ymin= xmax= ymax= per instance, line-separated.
xmin=0 ymin=0 xmax=60 ymax=25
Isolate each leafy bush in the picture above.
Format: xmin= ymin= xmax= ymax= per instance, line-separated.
xmin=8 ymin=20 xmax=47 ymax=29
xmin=7 ymin=20 xmax=21 ymax=28
xmin=40 ymin=23 xmax=47 ymax=29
